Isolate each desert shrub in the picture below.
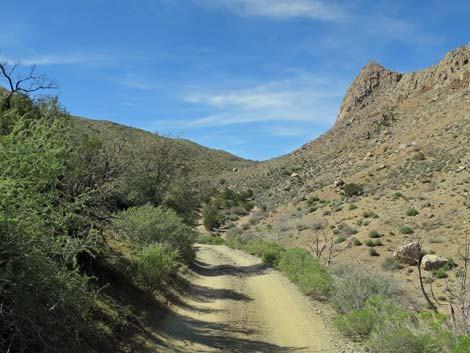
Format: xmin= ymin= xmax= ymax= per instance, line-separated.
xmin=369 ymin=230 xmax=382 ymax=238
xmin=331 ymin=266 xmax=400 ymax=313
xmin=225 ymin=230 xmax=243 ymax=249
xmin=452 ymin=336 xmax=470 ymax=353
xmin=306 ymin=195 xmax=320 ymax=205
xmin=133 ymin=243 xmax=180 ymax=292
xmin=432 ymin=267 xmax=449 ymax=279
xmin=114 ymin=205 xmax=195 ymax=263
xmin=232 ymin=206 xmax=248 ymax=216
xmin=382 ymin=257 xmax=404 ymax=271
xmin=369 ymin=315 xmax=447 ymax=353
xmin=196 ymin=235 xmax=225 ymax=245
xmin=406 ymin=208 xmax=420 ymax=217
xmin=374 ymin=239 xmax=383 ymax=246
xmin=202 ymin=203 xmax=221 ymax=230
xmin=399 ymin=225 xmax=415 ymax=234
xmin=344 ymin=183 xmax=364 ymax=197
xmin=335 ymin=296 xmax=401 ymax=340
xmin=349 ymin=203 xmax=358 ymax=210
xmin=363 ymin=211 xmax=379 ymax=219
xmin=369 ymin=248 xmax=380 ymax=256
xmin=354 ymin=239 xmax=363 ymax=246
xmin=0 ymin=98 xmax=102 ymax=352
xmin=365 ymin=239 xmax=376 ymax=247
xmin=336 ymin=236 xmax=348 ymax=244
xmin=278 ymin=248 xmax=332 ymax=299
xmin=413 ymin=152 xmax=426 ymax=161
xmin=260 ymin=242 xmax=285 ymax=266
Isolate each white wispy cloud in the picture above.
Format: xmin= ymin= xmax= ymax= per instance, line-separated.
xmin=181 ymin=73 xmax=346 ymax=128
xmin=0 ymin=52 xmax=117 ymax=66
xmin=192 ymin=0 xmax=348 ymax=21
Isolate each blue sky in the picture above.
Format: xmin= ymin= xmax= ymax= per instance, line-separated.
xmin=1 ymin=0 xmax=469 ymax=160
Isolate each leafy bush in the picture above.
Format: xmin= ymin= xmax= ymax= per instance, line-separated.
xmin=369 ymin=230 xmax=382 ymax=238
xmin=406 ymin=208 xmax=420 ymax=217
xmin=278 ymin=248 xmax=332 ymax=299
xmin=363 ymin=211 xmax=379 ymax=219
xmin=344 ymin=183 xmax=364 ymax=197
xmin=335 ymin=296 xmax=401 ymax=340
xmin=349 ymin=203 xmax=358 ymax=210
xmin=196 ymin=235 xmax=225 ymax=245
xmin=202 ymin=203 xmax=221 ymax=230
xmin=369 ymin=248 xmax=380 ymax=256
xmin=354 ymin=239 xmax=363 ymax=246
xmin=452 ymin=336 xmax=470 ymax=353
xmin=336 ymin=236 xmax=348 ymax=244
xmin=0 ymin=97 xmax=100 ymax=352
xmin=306 ymin=195 xmax=320 ymax=205
xmin=261 ymin=242 xmax=285 ymax=266
xmin=133 ymin=244 xmax=180 ymax=292
xmin=114 ymin=205 xmax=195 ymax=263
xmin=399 ymin=225 xmax=415 ymax=234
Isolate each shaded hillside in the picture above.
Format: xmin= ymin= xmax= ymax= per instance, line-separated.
xmin=71 ymin=117 xmax=256 ymax=179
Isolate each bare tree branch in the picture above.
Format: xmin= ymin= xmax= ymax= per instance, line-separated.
xmin=0 ymin=60 xmax=57 ymax=108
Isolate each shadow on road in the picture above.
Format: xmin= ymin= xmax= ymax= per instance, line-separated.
xmin=192 ymin=259 xmax=270 ymax=277
xmin=140 ymin=311 xmax=308 ymax=353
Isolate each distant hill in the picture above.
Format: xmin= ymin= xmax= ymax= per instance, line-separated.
xmin=71 ymin=117 xmax=256 ymax=179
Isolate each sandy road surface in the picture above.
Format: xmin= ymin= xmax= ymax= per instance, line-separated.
xmin=149 ymin=245 xmax=358 ymax=353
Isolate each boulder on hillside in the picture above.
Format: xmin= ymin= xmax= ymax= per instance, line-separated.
xmin=393 ymin=242 xmax=420 ymax=265
xmin=334 ymin=180 xmax=345 ymax=188
xmin=421 ymin=254 xmax=449 ymax=271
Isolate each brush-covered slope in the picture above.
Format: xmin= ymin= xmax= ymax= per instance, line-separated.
xmin=71 ymin=117 xmax=256 ymax=178
xmin=228 ymin=45 xmax=470 ymax=300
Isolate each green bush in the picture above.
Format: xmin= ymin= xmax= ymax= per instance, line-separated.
xmin=363 ymin=211 xmax=379 ymax=219
xmin=0 ymin=97 xmax=100 ymax=352
xmin=406 ymin=208 xmax=420 ymax=217
xmin=349 ymin=203 xmax=358 ymax=210
xmin=196 ymin=235 xmax=225 ymax=245
xmin=369 ymin=230 xmax=382 ymax=238
xmin=369 ymin=317 xmax=445 ymax=353
xmin=365 ymin=239 xmax=376 ymax=247
xmin=261 ymin=242 xmax=285 ymax=266
xmin=354 ymin=239 xmax=363 ymax=246
xmin=399 ymin=225 xmax=415 ymax=234
xmin=432 ymin=267 xmax=449 ymax=279
xmin=114 ymin=205 xmax=195 ymax=263
xmin=278 ymin=248 xmax=332 ymax=299
xmin=335 ymin=296 xmax=400 ymax=340
xmin=202 ymin=203 xmax=221 ymax=230
xmin=133 ymin=244 xmax=180 ymax=292
xmin=336 ymin=236 xmax=348 ymax=244
xmin=344 ymin=183 xmax=364 ymax=197
xmin=306 ymin=195 xmax=320 ymax=205
xmin=452 ymin=336 xmax=470 ymax=353
xmin=369 ymin=248 xmax=380 ymax=256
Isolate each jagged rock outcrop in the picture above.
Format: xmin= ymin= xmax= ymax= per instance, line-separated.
xmin=336 ymin=61 xmax=402 ymax=124
xmin=336 ymin=45 xmax=470 ymax=125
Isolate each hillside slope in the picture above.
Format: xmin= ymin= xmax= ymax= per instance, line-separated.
xmin=227 ymin=45 xmax=470 ymax=302
xmin=72 ymin=117 xmax=256 ymax=179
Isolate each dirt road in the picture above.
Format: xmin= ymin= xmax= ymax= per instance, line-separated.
xmin=150 ymin=245 xmax=358 ymax=353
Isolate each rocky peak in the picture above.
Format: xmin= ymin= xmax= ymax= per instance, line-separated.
xmin=336 ymin=60 xmax=402 ymax=124
xmin=335 ymin=45 xmax=470 ymax=126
